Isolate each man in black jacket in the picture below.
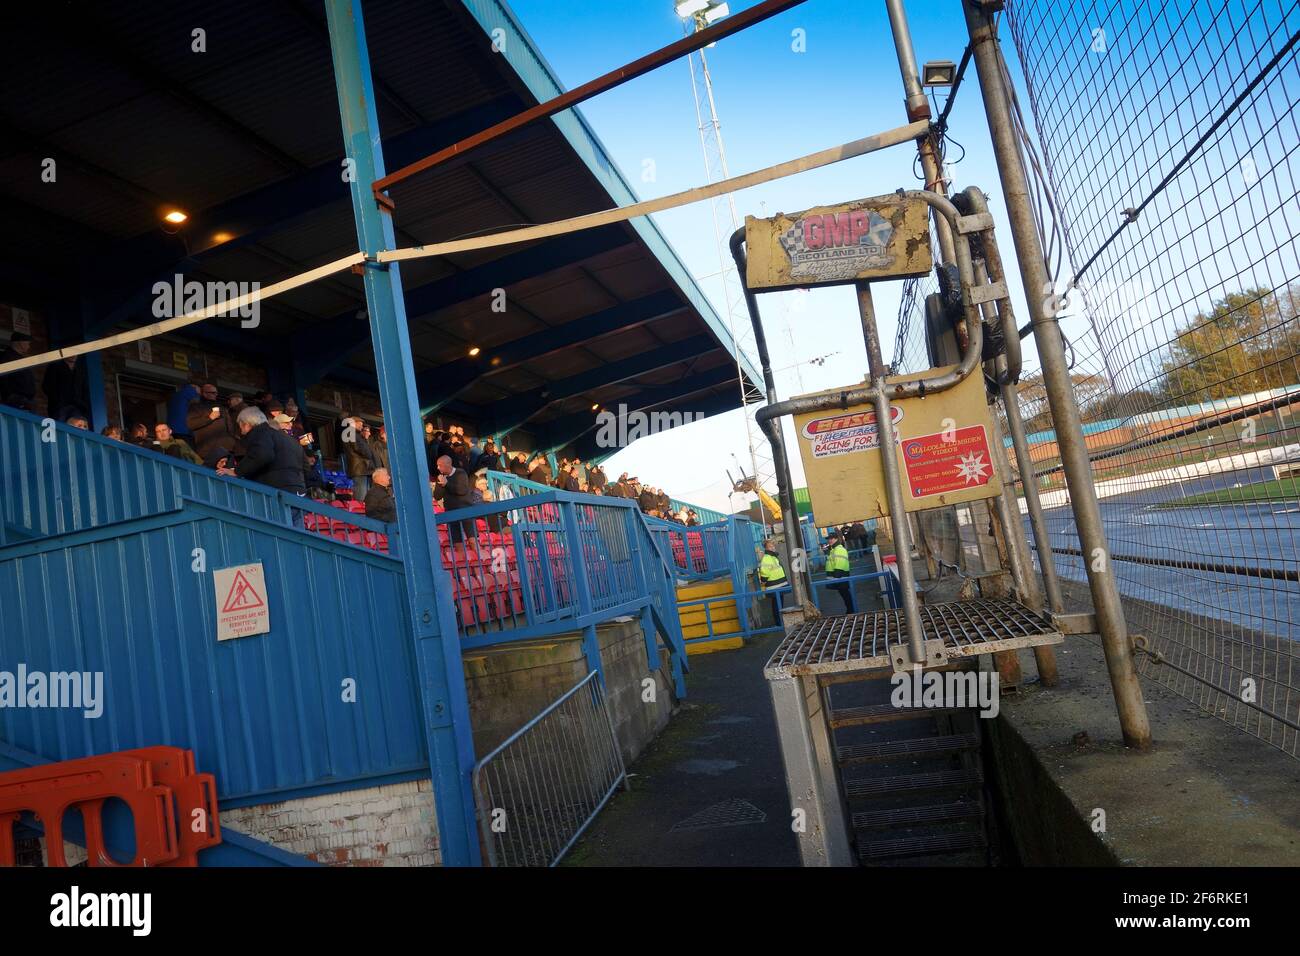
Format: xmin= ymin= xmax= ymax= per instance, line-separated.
xmin=42 ymin=354 xmax=90 ymax=422
xmin=0 ymin=331 xmax=37 ymax=411
xmin=186 ymin=382 xmax=239 ymax=468
xmin=363 ymin=467 xmax=397 ymax=523
xmin=218 ymin=407 xmax=306 ymax=494
xmin=433 ymin=453 xmax=476 ymax=543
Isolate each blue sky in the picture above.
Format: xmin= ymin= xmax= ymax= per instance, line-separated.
xmin=505 ymin=0 xmax=1068 ymax=511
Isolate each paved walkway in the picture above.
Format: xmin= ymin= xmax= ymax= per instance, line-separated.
xmin=566 ymin=566 xmax=892 ymax=867
xmin=564 ymin=627 xmax=800 ymax=867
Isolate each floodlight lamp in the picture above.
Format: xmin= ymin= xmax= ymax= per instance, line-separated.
xmin=674 ymin=0 xmax=709 ymax=18
xmin=703 ymin=2 xmax=730 ymax=23
xmin=922 ymin=60 xmax=957 ymax=87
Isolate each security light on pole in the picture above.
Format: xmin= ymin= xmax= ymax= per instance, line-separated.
xmin=922 ymin=60 xmax=958 ymax=87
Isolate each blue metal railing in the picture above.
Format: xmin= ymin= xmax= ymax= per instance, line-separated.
xmin=642 ymin=514 xmax=732 ymax=580
xmin=0 ymin=408 xmax=687 ymax=688
xmin=0 ymin=404 xmax=393 ymax=553
xmin=431 ymin=489 xmax=688 ymax=695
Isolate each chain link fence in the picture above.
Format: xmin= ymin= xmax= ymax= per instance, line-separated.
xmin=891 ymin=0 xmax=1299 ymax=755
xmin=994 ymin=0 xmax=1299 ymax=755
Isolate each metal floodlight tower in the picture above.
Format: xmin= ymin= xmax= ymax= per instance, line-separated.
xmin=677 ymin=0 xmax=775 ymax=532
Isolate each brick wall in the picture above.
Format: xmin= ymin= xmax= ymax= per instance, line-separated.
xmin=219 ymin=621 xmax=674 ymax=867
xmin=220 ymin=779 xmax=441 ymax=867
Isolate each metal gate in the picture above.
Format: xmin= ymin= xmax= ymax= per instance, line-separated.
xmin=472 ymin=671 xmax=628 ymax=867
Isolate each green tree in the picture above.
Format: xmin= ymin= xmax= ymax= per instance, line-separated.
xmin=1159 ymin=287 xmax=1299 ymax=404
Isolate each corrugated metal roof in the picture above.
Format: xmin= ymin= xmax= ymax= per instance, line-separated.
xmin=0 ymin=0 xmax=758 ymax=452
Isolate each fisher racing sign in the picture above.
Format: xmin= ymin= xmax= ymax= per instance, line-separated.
xmin=744 ymin=194 xmax=931 ymax=291
xmin=801 ymin=406 xmax=902 ymax=459
xmin=792 ymin=366 xmax=1002 ymax=525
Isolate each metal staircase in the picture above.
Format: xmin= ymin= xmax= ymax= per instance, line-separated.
xmin=765 ymin=600 xmax=1061 ymax=866
xmin=825 ymin=667 xmax=990 ymax=866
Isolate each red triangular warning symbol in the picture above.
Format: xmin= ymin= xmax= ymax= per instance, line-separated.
xmin=221 ymin=570 xmax=265 ymax=614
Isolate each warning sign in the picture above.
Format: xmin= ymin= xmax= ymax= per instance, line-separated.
xmin=902 ymin=425 xmax=995 ymax=498
xmin=214 ymin=563 xmax=270 ymax=641
xmin=801 ymin=406 xmax=902 ymax=459
xmin=792 ymin=365 xmax=1002 ymax=526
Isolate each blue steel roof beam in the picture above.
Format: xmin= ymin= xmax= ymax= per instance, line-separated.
xmin=81 ymin=95 xmax=526 ymax=310
xmin=485 ymin=333 xmax=717 ymax=434
xmin=456 ymin=0 xmax=764 ymax=392
xmin=325 ymin=0 xmax=480 ymax=866
xmin=536 ymin=363 xmax=737 ymax=452
xmin=570 ymin=390 xmax=739 ymax=461
xmin=400 ymin=223 xmax=631 ymax=321
xmin=415 ymin=288 xmax=687 ymax=410
xmin=285 ymin=223 xmax=635 ymax=387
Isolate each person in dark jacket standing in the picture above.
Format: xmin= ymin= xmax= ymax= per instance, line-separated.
xmin=186 ymin=382 xmax=239 ymax=468
xmin=42 ymin=354 xmax=91 ymax=422
xmin=527 ymin=455 xmax=551 ymax=487
xmin=168 ymin=383 xmax=198 ymax=442
xmin=477 ymin=438 xmax=500 ymax=473
xmin=339 ymin=414 xmax=375 ymax=502
xmin=433 ymin=453 xmax=476 ymax=544
xmin=370 ymin=426 xmax=390 ymax=473
xmin=219 ymin=407 xmax=306 ymax=494
xmin=0 ymin=331 xmax=37 ymax=411
xmin=363 ymin=467 xmax=397 ymax=523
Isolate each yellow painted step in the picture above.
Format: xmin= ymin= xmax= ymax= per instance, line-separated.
xmin=683 ymin=617 xmax=742 ymax=639
xmin=676 ymin=577 xmax=745 ymax=655
xmin=676 ymin=578 xmax=734 ymax=600
xmin=679 ymin=600 xmax=739 ymax=628
xmin=686 ymin=635 xmax=745 ymax=654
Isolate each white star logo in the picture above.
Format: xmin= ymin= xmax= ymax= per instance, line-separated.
xmin=955 ymin=451 xmax=989 ymax=484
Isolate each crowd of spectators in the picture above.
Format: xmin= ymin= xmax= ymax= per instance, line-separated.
xmin=497 ymin=450 xmax=700 ymax=524
xmin=0 ymin=349 xmax=707 ymax=531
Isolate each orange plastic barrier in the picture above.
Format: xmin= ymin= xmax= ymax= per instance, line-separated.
xmin=0 ymin=747 xmax=219 ymax=867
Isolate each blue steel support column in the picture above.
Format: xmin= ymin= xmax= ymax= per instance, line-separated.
xmin=325 ymin=0 xmax=480 ymax=866
xmin=80 ymin=297 xmax=107 ymax=431
xmin=560 ymin=500 xmax=603 ymax=684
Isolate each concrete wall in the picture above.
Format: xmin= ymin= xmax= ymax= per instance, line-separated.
xmin=464 ymin=619 xmax=676 ymax=763
xmin=219 ymin=619 xmax=674 ymax=866
xmin=985 ymin=637 xmax=1300 ymax=866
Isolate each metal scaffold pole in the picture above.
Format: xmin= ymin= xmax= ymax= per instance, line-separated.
xmin=962 ymin=0 xmax=1150 ymax=748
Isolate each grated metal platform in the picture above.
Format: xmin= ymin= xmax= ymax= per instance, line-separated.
xmin=764 ymin=599 xmax=1063 ymax=678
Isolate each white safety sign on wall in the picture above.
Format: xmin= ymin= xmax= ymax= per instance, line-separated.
xmin=214 ymin=562 xmax=271 ymax=641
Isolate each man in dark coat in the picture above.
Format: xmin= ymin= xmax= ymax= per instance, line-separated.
xmin=339 ymin=414 xmax=375 ymax=502
xmin=0 ymin=331 xmax=37 ymax=411
xmin=363 ymin=467 xmax=397 ymax=523
xmin=527 ymin=455 xmax=551 ymax=486
xmin=588 ymin=463 xmax=606 ymax=492
xmin=42 ymin=355 xmax=91 ymax=422
xmin=186 ymin=382 xmax=240 ymax=468
xmin=477 ymin=439 xmax=500 ymax=473
xmin=219 ymin=407 xmax=306 ymax=494
xmin=433 ymin=453 xmax=476 ymax=543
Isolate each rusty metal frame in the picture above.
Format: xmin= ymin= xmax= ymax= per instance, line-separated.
xmin=371 ymin=0 xmax=812 ymax=203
